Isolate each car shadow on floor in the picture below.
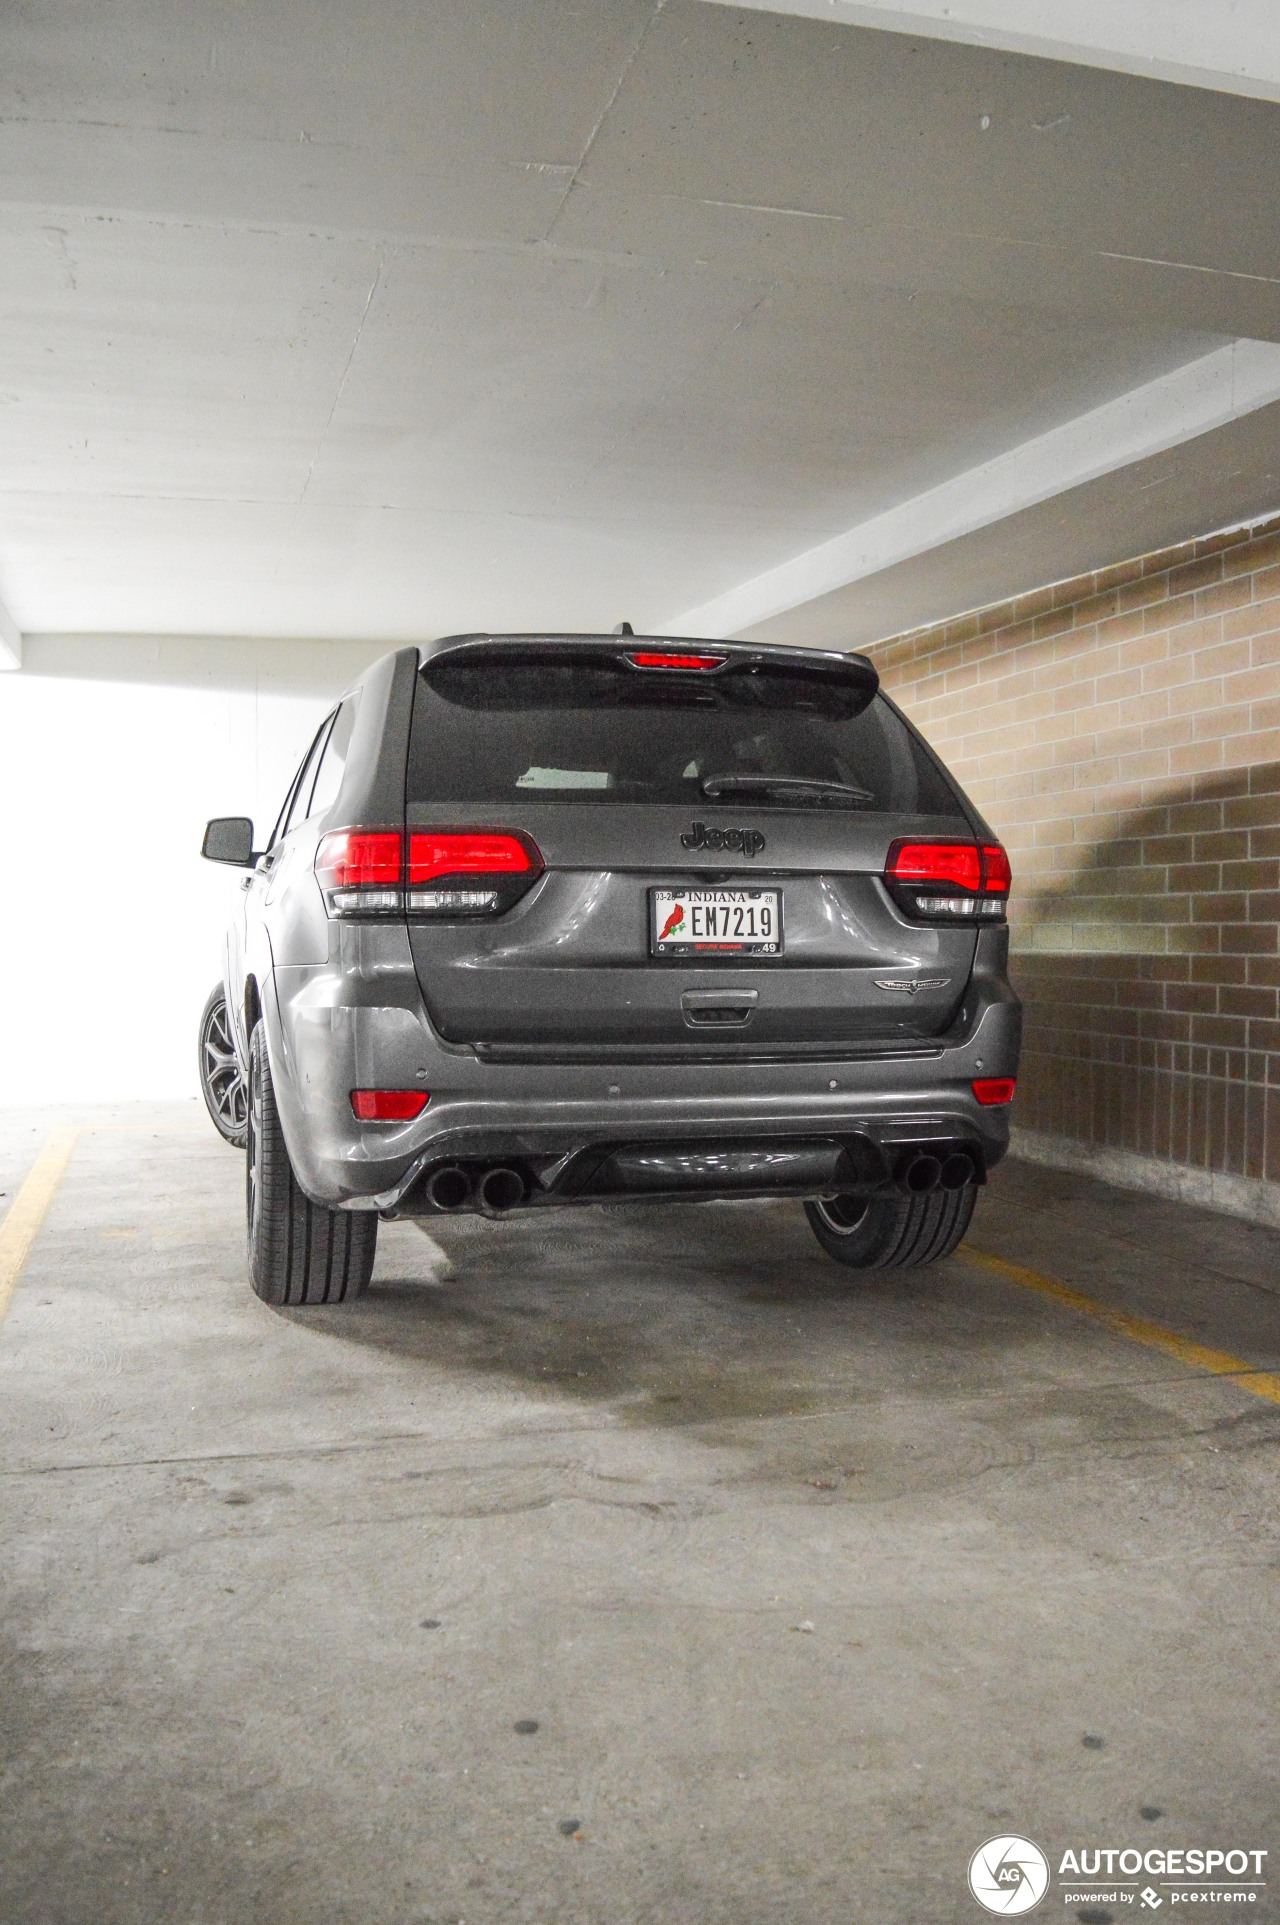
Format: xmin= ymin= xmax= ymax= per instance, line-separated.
xmin=280 ymin=1191 xmax=1192 ymax=1457
xmin=280 ymin=1193 xmax=1229 ymax=1507
xmin=289 ymin=1199 xmax=886 ymax=1426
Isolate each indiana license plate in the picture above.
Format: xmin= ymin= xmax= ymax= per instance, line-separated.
xmin=650 ymin=887 xmax=782 ymax=956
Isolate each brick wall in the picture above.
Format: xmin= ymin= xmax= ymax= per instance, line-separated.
xmin=870 ymin=515 xmax=1280 ymax=1193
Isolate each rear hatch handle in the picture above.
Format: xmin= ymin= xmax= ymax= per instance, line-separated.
xmin=681 ymin=987 xmax=759 ymax=1029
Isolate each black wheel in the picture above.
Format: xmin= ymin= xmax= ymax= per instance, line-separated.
xmin=199 ymin=986 xmax=248 ymax=1147
xmin=803 ymin=1186 xmax=976 ymax=1271
xmin=245 ymin=1024 xmax=376 ymax=1306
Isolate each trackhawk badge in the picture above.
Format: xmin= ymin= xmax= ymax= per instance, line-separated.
xmin=681 ymin=822 xmax=766 ymax=856
xmin=874 ymin=976 xmax=951 ymax=995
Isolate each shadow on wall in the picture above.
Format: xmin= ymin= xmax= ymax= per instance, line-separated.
xmin=1010 ymin=762 xmax=1280 ymax=1184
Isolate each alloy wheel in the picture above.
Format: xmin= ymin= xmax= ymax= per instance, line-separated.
xmin=200 ymin=993 xmax=247 ymax=1140
xmin=813 ymin=1194 xmax=871 ymax=1235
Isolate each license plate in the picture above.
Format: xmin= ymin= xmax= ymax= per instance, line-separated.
xmin=650 ymin=887 xmax=782 ymax=956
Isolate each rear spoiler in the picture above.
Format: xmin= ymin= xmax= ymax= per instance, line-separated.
xmin=420 ymin=631 xmax=879 ymax=697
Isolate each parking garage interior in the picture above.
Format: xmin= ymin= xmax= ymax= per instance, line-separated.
xmin=1 ymin=5 xmax=1278 ymax=1922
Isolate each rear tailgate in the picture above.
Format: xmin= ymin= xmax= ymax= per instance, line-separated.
xmin=404 ymin=639 xmax=986 ymax=1055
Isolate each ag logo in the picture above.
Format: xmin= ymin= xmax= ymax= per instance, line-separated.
xmin=968 ymin=1836 xmax=1050 ymax=1915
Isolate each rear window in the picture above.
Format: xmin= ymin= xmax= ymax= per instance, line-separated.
xmin=408 ymin=648 xmax=964 ymax=817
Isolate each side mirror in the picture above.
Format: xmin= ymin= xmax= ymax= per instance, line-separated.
xmin=202 ymin=816 xmax=256 ymax=867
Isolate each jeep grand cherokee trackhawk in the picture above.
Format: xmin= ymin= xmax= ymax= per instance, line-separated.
xmin=199 ymin=633 xmax=1020 ymax=1306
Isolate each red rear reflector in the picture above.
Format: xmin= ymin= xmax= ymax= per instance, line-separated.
xmin=351 ymin=1089 xmax=429 ymax=1121
xmin=888 ymin=841 xmax=982 ymax=893
xmin=972 ymin=1078 xmax=1016 ymax=1107
xmin=315 ymin=830 xmax=402 ymax=888
xmin=626 ymin=651 xmax=726 ymax=671
xmin=407 ymin=831 xmax=542 ymax=883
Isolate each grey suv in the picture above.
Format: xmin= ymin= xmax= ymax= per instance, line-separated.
xmin=200 ymin=633 xmax=1020 ymax=1305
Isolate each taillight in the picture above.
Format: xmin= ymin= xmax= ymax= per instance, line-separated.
xmin=973 ymin=1077 xmax=1016 ymax=1106
xmin=891 ymin=842 xmax=982 ymax=892
xmin=981 ymin=843 xmax=1012 ymax=893
xmin=315 ymin=829 xmax=543 ymax=919
xmin=884 ymin=840 xmax=1011 ymax=923
xmin=315 ymin=830 xmax=404 ymax=915
xmin=351 ymin=1089 xmax=430 ymax=1121
xmin=406 ymin=830 xmax=542 ymax=917
xmin=626 ymin=650 xmax=726 ymax=671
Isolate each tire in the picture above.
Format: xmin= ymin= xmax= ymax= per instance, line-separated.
xmin=804 ymin=1185 xmax=976 ymax=1271
xmin=245 ymin=1023 xmax=376 ymax=1305
xmin=198 ymin=986 xmax=248 ymax=1147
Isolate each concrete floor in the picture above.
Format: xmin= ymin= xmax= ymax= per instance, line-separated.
xmin=1 ymin=1104 xmax=1277 ymax=1925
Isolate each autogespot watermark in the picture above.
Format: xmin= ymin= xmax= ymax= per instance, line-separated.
xmin=969 ymin=1838 xmax=1052 ymax=1915
xmin=967 ymin=1839 xmax=1269 ymax=1915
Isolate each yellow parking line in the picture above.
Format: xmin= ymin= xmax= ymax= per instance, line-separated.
xmin=964 ymin=1246 xmax=1280 ymax=1406
xmin=0 ymin=1129 xmax=80 ymax=1325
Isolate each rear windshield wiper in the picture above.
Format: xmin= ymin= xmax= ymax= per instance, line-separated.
xmin=700 ymin=773 xmax=876 ymax=808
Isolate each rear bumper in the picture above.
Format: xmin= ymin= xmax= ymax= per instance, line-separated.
xmin=264 ymin=929 xmax=1021 ymax=1211
xmin=388 ymin=1118 xmax=996 ymax=1215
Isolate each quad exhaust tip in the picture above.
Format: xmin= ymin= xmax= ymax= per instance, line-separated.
xmin=422 ymin=1162 xmax=529 ymax=1215
xmin=476 ymin=1166 xmax=527 ymax=1215
xmin=424 ymin=1164 xmax=472 ymax=1212
xmin=939 ymin=1151 xmax=976 ymax=1191
xmin=894 ymin=1148 xmax=977 ymax=1195
xmin=898 ymin=1152 xmax=942 ymax=1194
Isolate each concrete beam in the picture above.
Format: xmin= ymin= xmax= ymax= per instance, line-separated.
xmin=698 ymin=0 xmax=1280 ymax=106
xmin=659 ymin=339 xmax=1280 ymax=643
xmin=17 ymin=633 xmax=378 ymax=698
xmin=0 ymin=599 xmax=21 ymax=671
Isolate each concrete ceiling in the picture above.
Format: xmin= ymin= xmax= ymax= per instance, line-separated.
xmin=1 ymin=0 xmax=1278 ymax=664
xmin=704 ymin=1 xmax=1280 ymax=106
